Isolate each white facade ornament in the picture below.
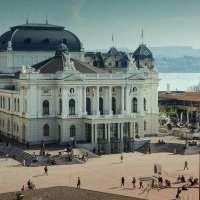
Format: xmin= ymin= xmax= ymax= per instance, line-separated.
xmin=7 ymin=41 xmax=12 ymax=51
xmin=63 ymin=53 xmax=76 ymax=71
xmin=22 ymin=65 xmax=27 ymax=73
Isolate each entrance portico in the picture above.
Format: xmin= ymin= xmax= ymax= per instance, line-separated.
xmin=84 ymin=114 xmax=139 ymax=153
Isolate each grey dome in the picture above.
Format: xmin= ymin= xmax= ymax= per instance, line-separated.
xmin=0 ymin=23 xmax=81 ymax=52
xmin=107 ymin=47 xmax=118 ymax=56
xmin=132 ymin=44 xmax=153 ymax=60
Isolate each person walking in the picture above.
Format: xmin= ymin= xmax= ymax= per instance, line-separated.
xmin=44 ymin=165 xmax=48 ymax=175
xmin=184 ymin=161 xmax=188 ymax=170
xmin=139 ymin=179 xmax=143 ymax=189
xmin=132 ymin=177 xmax=136 ymax=189
xmin=77 ymin=176 xmax=81 ymax=189
xmin=120 ymin=154 xmax=123 ymax=163
xmin=21 ymin=185 xmax=25 ymax=191
xmin=121 ymin=177 xmax=125 ymax=187
xmin=23 ymin=159 xmax=26 ymax=167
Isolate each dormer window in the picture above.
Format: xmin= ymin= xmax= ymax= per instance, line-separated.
xmin=24 ymin=38 xmax=31 ymax=44
xmin=133 ymin=87 xmax=137 ymax=92
xmin=42 ymin=38 xmax=50 ymax=44
xmin=62 ymin=39 xmax=67 ymax=44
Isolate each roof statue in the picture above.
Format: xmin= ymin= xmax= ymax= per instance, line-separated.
xmin=7 ymin=41 xmax=12 ymax=51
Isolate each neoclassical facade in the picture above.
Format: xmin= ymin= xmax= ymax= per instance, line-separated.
xmin=0 ymin=23 xmax=159 ymax=153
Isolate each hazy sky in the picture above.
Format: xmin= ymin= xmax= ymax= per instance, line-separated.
xmin=0 ymin=0 xmax=200 ymax=50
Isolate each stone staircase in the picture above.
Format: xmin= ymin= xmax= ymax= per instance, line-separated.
xmin=150 ymin=143 xmax=185 ymax=154
xmin=0 ymin=144 xmax=34 ymax=166
xmin=184 ymin=146 xmax=200 ymax=155
xmin=73 ymin=148 xmax=98 ymax=159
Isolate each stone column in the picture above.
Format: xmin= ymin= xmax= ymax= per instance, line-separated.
xmin=91 ymin=123 xmax=94 ymax=144
xmin=121 ymin=86 xmax=124 ymax=114
xmin=108 ymin=123 xmax=111 ymax=142
xmin=130 ymin=122 xmax=133 ymax=138
xmin=180 ymin=112 xmax=183 ymax=123
xmin=104 ymin=124 xmax=107 ymax=140
xmin=117 ymin=123 xmax=121 ymax=139
xmin=133 ymin=122 xmax=135 ymax=139
xmin=186 ymin=111 xmax=189 ymax=124
xmin=139 ymin=87 xmax=144 ymax=115
xmin=107 ymin=123 xmax=111 ymax=153
xmin=78 ymin=86 xmax=82 ymax=115
xmin=120 ymin=123 xmax=124 ymax=140
xmin=83 ymin=86 xmax=87 ymax=115
xmin=120 ymin=123 xmax=124 ymax=152
xmin=125 ymin=86 xmax=130 ymax=113
xmin=108 ymin=86 xmax=112 ymax=115
xmin=62 ymin=88 xmax=68 ymax=117
xmin=96 ymin=86 xmax=100 ymax=115
xmin=95 ymin=124 xmax=98 ymax=144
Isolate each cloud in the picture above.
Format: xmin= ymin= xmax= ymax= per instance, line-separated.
xmin=70 ymin=0 xmax=87 ymax=24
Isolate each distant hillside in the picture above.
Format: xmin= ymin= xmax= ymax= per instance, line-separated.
xmin=151 ymin=46 xmax=200 ymax=72
xmin=150 ymin=46 xmax=200 ymax=58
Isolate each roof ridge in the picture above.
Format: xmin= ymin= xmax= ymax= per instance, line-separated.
xmin=37 ymin=56 xmax=58 ymax=71
xmin=72 ymin=58 xmax=105 ymax=73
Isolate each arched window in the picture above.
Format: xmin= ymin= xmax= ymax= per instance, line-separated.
xmin=3 ymin=97 xmax=5 ymax=109
xmin=93 ymin=61 xmax=97 ymax=66
xmin=14 ymin=98 xmax=16 ymax=111
xmin=63 ymin=38 xmax=67 ymax=44
xmin=58 ymin=125 xmax=61 ymax=143
xmin=43 ymin=100 xmax=49 ymax=115
xmin=16 ymin=124 xmax=19 ymax=133
xmin=42 ymin=38 xmax=50 ymax=44
xmin=24 ymin=38 xmax=31 ymax=44
xmin=144 ymin=120 xmax=147 ymax=131
xmin=86 ymin=97 xmax=91 ymax=115
xmin=7 ymin=120 xmax=10 ymax=132
xmin=70 ymin=125 xmax=76 ymax=137
xmin=43 ymin=124 xmax=49 ymax=136
xmin=99 ymin=97 xmax=104 ymax=115
xmin=8 ymin=98 xmax=10 ymax=111
xmin=135 ymin=122 xmax=139 ymax=134
xmin=144 ymin=98 xmax=147 ymax=111
xmin=17 ymin=98 xmax=20 ymax=112
xmin=59 ymin=98 xmax=62 ymax=115
xmin=0 ymin=96 xmax=2 ymax=108
xmin=22 ymin=124 xmax=26 ymax=141
xmin=115 ymin=61 xmax=119 ymax=67
xmin=70 ymin=88 xmax=74 ymax=94
xmin=132 ymin=97 xmax=137 ymax=113
xmin=69 ymin=99 xmax=75 ymax=115
xmin=112 ymin=97 xmax=116 ymax=115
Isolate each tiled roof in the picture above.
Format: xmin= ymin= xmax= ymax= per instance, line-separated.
xmin=159 ymin=91 xmax=200 ymax=102
xmin=31 ymin=53 xmax=105 ymax=74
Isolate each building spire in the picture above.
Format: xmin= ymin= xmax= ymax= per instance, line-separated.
xmin=26 ymin=17 xmax=29 ymax=24
xmin=141 ymin=28 xmax=144 ymax=44
xmin=45 ymin=16 xmax=48 ymax=24
xmin=112 ymin=34 xmax=114 ymax=47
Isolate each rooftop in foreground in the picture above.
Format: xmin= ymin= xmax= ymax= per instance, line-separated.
xmin=159 ymin=91 xmax=200 ymax=102
xmin=0 ymin=186 xmax=144 ymax=200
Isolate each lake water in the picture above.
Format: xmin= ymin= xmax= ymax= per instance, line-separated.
xmin=159 ymin=73 xmax=200 ymax=91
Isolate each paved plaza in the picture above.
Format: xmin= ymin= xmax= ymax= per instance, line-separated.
xmin=0 ymin=152 xmax=199 ymax=200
